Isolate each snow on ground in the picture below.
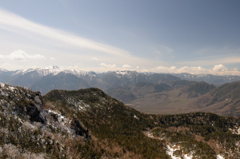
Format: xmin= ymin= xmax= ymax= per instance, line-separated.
xmin=229 ymin=126 xmax=240 ymax=135
xmin=147 ymin=131 xmax=154 ymax=138
xmin=7 ymin=86 xmax=15 ymax=92
xmin=217 ymin=154 xmax=225 ymax=159
xmin=45 ymin=109 xmax=73 ymax=134
xmin=166 ymin=145 xmax=181 ymax=159
xmin=47 ymin=109 xmax=67 ymax=123
xmin=133 ymin=114 xmax=139 ymax=120
xmin=183 ymin=154 xmax=193 ymax=159
xmin=0 ymin=83 xmax=15 ymax=92
xmin=0 ymin=82 xmax=5 ymax=88
xmin=165 ymin=145 xmax=196 ymax=159
xmin=0 ymin=83 xmax=13 ymax=96
xmin=66 ymin=98 xmax=90 ymax=111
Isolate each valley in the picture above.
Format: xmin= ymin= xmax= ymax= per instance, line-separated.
xmin=1 ymin=68 xmax=240 ymax=158
xmin=125 ymin=89 xmax=197 ymax=114
xmin=2 ymin=67 xmax=240 ymax=117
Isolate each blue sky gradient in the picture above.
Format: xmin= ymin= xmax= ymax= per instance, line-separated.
xmin=0 ymin=0 xmax=240 ymax=75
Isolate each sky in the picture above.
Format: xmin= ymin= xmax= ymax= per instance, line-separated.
xmin=0 ymin=0 xmax=240 ymax=75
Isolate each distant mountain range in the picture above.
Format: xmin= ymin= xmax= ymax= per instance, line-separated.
xmin=1 ymin=66 xmax=240 ymax=117
xmin=0 ymin=66 xmax=180 ymax=94
xmin=1 ymin=66 xmax=240 ymax=94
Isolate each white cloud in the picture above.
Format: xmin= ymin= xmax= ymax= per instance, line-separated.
xmin=178 ymin=66 xmax=206 ymax=74
xmin=0 ymin=9 xmax=130 ymax=57
xmin=100 ymin=63 xmax=116 ymax=68
xmin=122 ymin=64 xmax=131 ymax=68
xmin=0 ymin=50 xmax=45 ymax=61
xmin=213 ymin=64 xmax=228 ymax=72
xmin=50 ymin=57 xmax=55 ymax=60
xmin=0 ymin=9 xmax=170 ymax=71
xmin=155 ymin=66 xmax=177 ymax=73
xmin=182 ymin=47 xmax=240 ymax=67
xmin=152 ymin=64 xmax=240 ymax=75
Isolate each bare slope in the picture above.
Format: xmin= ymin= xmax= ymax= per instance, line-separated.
xmin=107 ymin=80 xmax=215 ymax=114
xmin=188 ymin=80 xmax=240 ymax=117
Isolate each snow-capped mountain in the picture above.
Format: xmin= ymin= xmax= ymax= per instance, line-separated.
xmin=1 ymin=66 xmax=240 ymax=95
xmin=0 ymin=66 xmax=181 ymax=94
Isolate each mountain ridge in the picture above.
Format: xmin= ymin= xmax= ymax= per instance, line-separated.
xmin=0 ymin=66 xmax=180 ymax=94
xmin=1 ymin=83 xmax=240 ymax=158
xmin=188 ymin=80 xmax=240 ymax=117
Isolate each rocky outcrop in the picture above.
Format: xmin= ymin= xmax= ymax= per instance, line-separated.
xmin=0 ymin=82 xmax=44 ymax=123
xmin=70 ymin=118 xmax=91 ymax=139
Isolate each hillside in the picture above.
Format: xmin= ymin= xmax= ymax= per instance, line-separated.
xmin=106 ymin=82 xmax=171 ymax=103
xmin=188 ymin=80 xmax=240 ymax=117
xmin=178 ymin=81 xmax=216 ymax=98
xmin=1 ymin=83 xmax=240 ymax=158
xmin=106 ymin=80 xmax=215 ymax=114
xmin=41 ymin=87 xmax=240 ymax=158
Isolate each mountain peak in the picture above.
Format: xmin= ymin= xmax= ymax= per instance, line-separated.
xmin=45 ymin=65 xmax=60 ymax=70
xmin=0 ymin=68 xmax=8 ymax=72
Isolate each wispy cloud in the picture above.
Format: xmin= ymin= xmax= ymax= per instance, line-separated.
xmin=156 ymin=45 xmax=173 ymax=54
xmin=0 ymin=9 xmax=172 ymax=71
xmin=0 ymin=9 xmax=130 ymax=57
xmin=0 ymin=50 xmax=45 ymax=61
xmin=181 ymin=56 xmax=240 ymax=66
xmin=152 ymin=45 xmax=174 ymax=60
xmin=184 ymin=47 xmax=240 ymax=66
xmin=194 ymin=47 xmax=240 ymax=56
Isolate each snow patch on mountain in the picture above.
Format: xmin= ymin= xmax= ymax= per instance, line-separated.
xmin=66 ymin=98 xmax=90 ymax=111
xmin=217 ymin=154 xmax=225 ymax=159
xmin=42 ymin=109 xmax=73 ymax=135
xmin=166 ymin=144 xmax=194 ymax=159
xmin=166 ymin=144 xmax=181 ymax=159
xmin=115 ymin=70 xmax=128 ymax=75
xmin=0 ymin=68 xmax=8 ymax=72
xmin=45 ymin=66 xmax=59 ymax=70
xmin=62 ymin=69 xmax=88 ymax=77
xmin=0 ymin=82 xmax=4 ymax=88
xmin=0 ymin=82 xmax=16 ymax=96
